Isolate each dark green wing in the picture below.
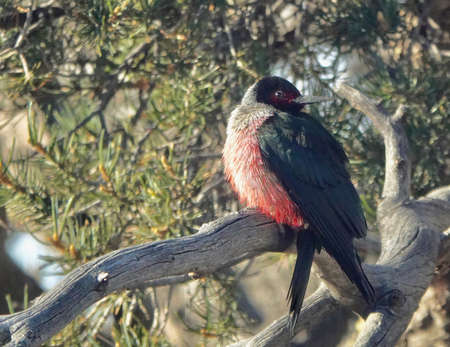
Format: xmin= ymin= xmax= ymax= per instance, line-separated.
xmin=258 ymin=112 xmax=375 ymax=304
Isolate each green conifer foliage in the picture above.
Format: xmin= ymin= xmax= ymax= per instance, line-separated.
xmin=1 ymin=0 xmax=449 ymax=345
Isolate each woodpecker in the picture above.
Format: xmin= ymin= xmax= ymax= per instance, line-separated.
xmin=222 ymin=76 xmax=375 ymax=329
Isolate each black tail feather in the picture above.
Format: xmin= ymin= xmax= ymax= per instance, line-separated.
xmin=287 ymin=229 xmax=315 ymax=333
xmin=335 ymin=245 xmax=375 ymax=306
xmin=313 ymin=228 xmax=376 ymax=306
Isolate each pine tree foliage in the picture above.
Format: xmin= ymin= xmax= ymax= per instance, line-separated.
xmin=0 ymin=0 xmax=449 ymax=345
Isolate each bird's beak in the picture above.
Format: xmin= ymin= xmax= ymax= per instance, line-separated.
xmin=292 ymin=96 xmax=332 ymax=104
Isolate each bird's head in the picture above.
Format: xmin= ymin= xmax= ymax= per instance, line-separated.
xmin=241 ymin=76 xmax=330 ymax=113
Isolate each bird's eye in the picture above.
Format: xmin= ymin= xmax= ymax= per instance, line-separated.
xmin=275 ymin=91 xmax=285 ymax=99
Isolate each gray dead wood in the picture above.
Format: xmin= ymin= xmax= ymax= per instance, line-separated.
xmin=1 ymin=84 xmax=450 ymax=347
xmin=334 ymin=83 xmax=450 ymax=347
xmin=0 ymin=213 xmax=293 ymax=347
xmin=228 ymin=284 xmax=339 ymax=347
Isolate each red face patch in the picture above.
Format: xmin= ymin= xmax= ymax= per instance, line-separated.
xmin=269 ymin=91 xmax=300 ymax=107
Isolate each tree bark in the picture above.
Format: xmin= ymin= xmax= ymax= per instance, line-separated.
xmin=0 ymin=84 xmax=449 ymax=347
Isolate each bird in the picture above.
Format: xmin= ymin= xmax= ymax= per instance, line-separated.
xmin=222 ymin=76 xmax=375 ymax=330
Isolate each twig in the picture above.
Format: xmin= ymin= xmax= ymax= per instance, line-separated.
xmin=130 ymin=130 xmax=153 ymax=166
xmin=194 ymin=178 xmax=225 ymax=203
xmin=11 ymin=1 xmax=35 ymax=82
xmin=222 ymin=11 xmax=259 ymax=79
xmin=68 ymin=42 xmax=154 ymax=137
xmin=18 ymin=53 xmax=31 ymax=81
xmin=14 ymin=1 xmax=35 ymax=49
xmin=130 ymin=84 xmax=155 ymax=126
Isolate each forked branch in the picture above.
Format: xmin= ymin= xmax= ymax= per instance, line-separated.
xmin=0 ymin=85 xmax=449 ymax=347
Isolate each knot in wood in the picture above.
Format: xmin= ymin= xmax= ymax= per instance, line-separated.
xmin=396 ymin=159 xmax=406 ymax=171
xmin=389 ymin=289 xmax=406 ymax=309
xmin=25 ymin=330 xmax=37 ymax=340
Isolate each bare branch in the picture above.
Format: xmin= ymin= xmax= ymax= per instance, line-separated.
xmin=228 ymin=284 xmax=338 ymax=347
xmin=334 ymin=83 xmax=410 ymax=204
xmin=14 ymin=1 xmax=35 ymax=49
xmin=1 ymin=188 xmax=446 ymax=347
xmin=0 ymin=5 xmax=64 ymax=32
xmin=331 ymin=84 xmax=450 ymax=347
xmin=352 ymin=166 xmax=449 ymax=347
xmin=0 ymin=86 xmax=448 ymax=347
xmin=18 ymin=53 xmax=31 ymax=81
xmin=130 ymin=130 xmax=153 ymax=167
xmin=334 ymin=82 xmax=389 ymax=132
xmin=130 ymin=85 xmax=155 ymax=126
xmin=0 ymin=211 xmax=293 ymax=347
xmin=354 ymin=237 xmax=382 ymax=255
xmin=68 ymin=42 xmax=154 ymax=137
xmin=426 ymin=185 xmax=450 ymax=203
xmin=354 ymin=311 xmax=415 ymax=347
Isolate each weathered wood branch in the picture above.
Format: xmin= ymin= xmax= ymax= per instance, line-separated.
xmin=0 ymin=84 xmax=449 ymax=347
xmin=238 ymin=85 xmax=450 ymax=347
xmin=3 ymin=196 xmax=447 ymax=347
xmin=0 ymin=212 xmax=293 ymax=347
xmin=335 ymin=83 xmax=410 ymax=204
xmin=334 ymin=83 xmax=449 ymax=347
xmin=228 ymin=284 xmax=339 ymax=347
